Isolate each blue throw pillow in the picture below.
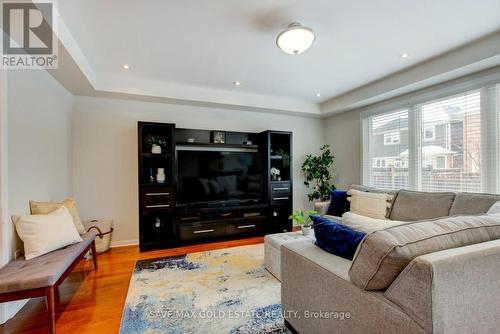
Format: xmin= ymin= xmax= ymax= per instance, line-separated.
xmin=326 ymin=190 xmax=350 ymax=217
xmin=311 ymin=215 xmax=366 ymax=260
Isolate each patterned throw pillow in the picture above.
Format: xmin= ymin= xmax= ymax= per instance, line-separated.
xmin=311 ymin=215 xmax=366 ymax=260
xmin=347 ymin=189 xmax=392 ymax=220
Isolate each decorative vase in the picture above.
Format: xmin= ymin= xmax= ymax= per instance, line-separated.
xmin=149 ymin=168 xmax=154 ymax=183
xmin=151 ymin=144 xmax=162 ymax=154
xmin=156 ymin=168 xmax=166 ymax=184
xmin=301 ymin=225 xmax=311 ymax=236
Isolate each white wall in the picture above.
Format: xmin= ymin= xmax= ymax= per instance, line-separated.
xmin=72 ymin=96 xmax=325 ymax=246
xmin=1 ymin=69 xmax=73 ymax=323
xmin=324 ymin=110 xmax=362 ymax=189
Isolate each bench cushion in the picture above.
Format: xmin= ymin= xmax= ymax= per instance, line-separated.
xmin=0 ymin=231 xmax=96 ymax=294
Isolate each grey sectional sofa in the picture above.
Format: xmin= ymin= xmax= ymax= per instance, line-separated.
xmin=281 ymin=187 xmax=500 ymax=334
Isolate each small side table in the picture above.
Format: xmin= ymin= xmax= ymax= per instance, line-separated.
xmin=264 ymin=231 xmax=315 ymax=281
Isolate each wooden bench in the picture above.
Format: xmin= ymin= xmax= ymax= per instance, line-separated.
xmin=0 ymin=231 xmax=98 ymax=334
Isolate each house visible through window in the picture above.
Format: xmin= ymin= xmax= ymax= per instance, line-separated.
xmin=436 ymin=156 xmax=446 ymax=169
xmin=383 ymin=132 xmax=400 ymax=145
xmin=423 ymin=126 xmax=435 ymax=141
xmin=362 ymin=87 xmax=496 ymax=193
xmin=365 ymin=109 xmax=408 ymax=189
xmin=420 ymin=90 xmax=481 ymax=192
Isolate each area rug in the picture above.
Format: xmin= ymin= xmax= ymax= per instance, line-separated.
xmin=119 ymin=244 xmax=290 ymax=334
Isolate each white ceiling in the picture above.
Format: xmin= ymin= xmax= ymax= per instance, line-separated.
xmin=54 ymin=0 xmax=500 ymax=115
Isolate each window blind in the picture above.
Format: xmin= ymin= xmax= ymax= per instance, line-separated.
xmin=420 ymin=90 xmax=481 ymax=192
xmin=362 ymin=80 xmax=500 ymax=194
xmin=366 ymin=109 xmax=409 ymax=189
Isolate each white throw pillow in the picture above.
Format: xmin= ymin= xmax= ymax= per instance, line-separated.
xmin=14 ymin=206 xmax=83 ymax=260
xmin=487 ymin=201 xmax=500 ymax=215
xmin=341 ymin=212 xmax=405 ymax=234
xmin=347 ymin=189 xmax=392 ymax=219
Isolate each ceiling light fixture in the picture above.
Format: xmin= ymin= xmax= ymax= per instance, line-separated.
xmin=121 ymin=63 xmax=131 ymax=70
xmin=276 ymin=22 xmax=315 ymax=55
xmin=233 ymin=81 xmax=241 ymax=86
xmin=400 ymin=53 xmax=409 ymax=59
xmin=316 ymin=93 xmax=321 ymax=97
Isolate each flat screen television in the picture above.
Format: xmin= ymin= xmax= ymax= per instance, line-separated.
xmin=176 ymin=149 xmax=263 ymax=206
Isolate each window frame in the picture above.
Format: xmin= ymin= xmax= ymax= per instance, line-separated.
xmin=361 ymin=70 xmax=500 ymax=194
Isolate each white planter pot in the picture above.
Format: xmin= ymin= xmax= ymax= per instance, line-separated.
xmin=301 ymin=225 xmax=311 ymax=236
xmin=151 ymin=145 xmax=162 ymax=154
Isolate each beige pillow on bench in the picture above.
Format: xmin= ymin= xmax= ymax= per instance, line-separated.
xmin=14 ymin=207 xmax=83 ymax=260
xmin=30 ymin=198 xmax=85 ymax=234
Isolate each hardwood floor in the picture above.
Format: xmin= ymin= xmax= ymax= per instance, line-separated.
xmin=0 ymin=236 xmax=264 ymax=334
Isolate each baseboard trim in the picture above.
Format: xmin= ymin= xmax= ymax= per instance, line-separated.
xmin=110 ymin=239 xmax=139 ymax=248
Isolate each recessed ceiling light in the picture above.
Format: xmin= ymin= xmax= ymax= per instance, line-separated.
xmin=121 ymin=63 xmax=131 ymax=70
xmin=316 ymin=93 xmax=321 ymax=97
xmin=233 ymin=81 xmax=241 ymax=86
xmin=400 ymin=53 xmax=409 ymax=59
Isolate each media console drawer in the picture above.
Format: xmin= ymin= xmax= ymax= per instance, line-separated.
xmin=142 ymin=187 xmax=173 ymax=213
xmin=271 ymin=181 xmax=291 ymax=204
xmin=180 ymin=222 xmax=226 ymax=240
xmin=226 ymin=218 xmax=265 ymax=235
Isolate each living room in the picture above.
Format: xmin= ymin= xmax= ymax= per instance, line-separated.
xmin=1 ymin=1 xmax=500 ymax=333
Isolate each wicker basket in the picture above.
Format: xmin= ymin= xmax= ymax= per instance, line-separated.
xmin=83 ymin=219 xmax=113 ymax=253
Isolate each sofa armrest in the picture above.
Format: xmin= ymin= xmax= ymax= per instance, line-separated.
xmin=385 ymin=239 xmax=500 ymax=334
xmin=313 ymin=201 xmax=330 ymax=216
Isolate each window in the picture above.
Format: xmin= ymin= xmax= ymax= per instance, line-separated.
xmin=420 ymin=90 xmax=481 ymax=192
xmin=365 ymin=110 xmax=408 ymax=189
xmin=363 ymin=82 xmax=500 ymax=194
xmin=423 ymin=126 xmax=435 ymax=141
xmin=384 ymin=132 xmax=400 ymax=145
xmin=373 ymin=158 xmax=387 ymax=168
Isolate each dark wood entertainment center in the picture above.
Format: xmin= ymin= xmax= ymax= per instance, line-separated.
xmin=138 ymin=121 xmax=293 ymax=251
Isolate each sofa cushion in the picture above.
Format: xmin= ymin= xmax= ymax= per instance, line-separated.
xmin=450 ymin=193 xmax=500 ymax=216
xmin=0 ymin=231 xmax=96 ymax=294
xmin=311 ymin=215 xmax=366 ymax=260
xmin=341 ymin=212 xmax=406 ymax=234
xmin=389 ymin=190 xmax=455 ymax=221
xmin=326 ymin=190 xmax=350 ymax=217
xmin=349 ymin=214 xmax=500 ymax=290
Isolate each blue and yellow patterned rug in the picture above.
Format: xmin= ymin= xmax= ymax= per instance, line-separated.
xmin=119 ymin=244 xmax=290 ymax=334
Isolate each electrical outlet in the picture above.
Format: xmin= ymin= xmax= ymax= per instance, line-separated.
xmin=14 ymin=249 xmax=22 ymax=259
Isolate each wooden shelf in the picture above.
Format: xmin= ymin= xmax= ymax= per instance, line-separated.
xmin=141 ymin=153 xmax=172 ymax=158
xmin=176 ymin=142 xmax=258 ymax=149
xmin=141 ymin=182 xmax=172 ymax=187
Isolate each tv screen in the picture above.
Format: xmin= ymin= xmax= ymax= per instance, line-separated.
xmin=177 ymin=150 xmax=263 ymax=205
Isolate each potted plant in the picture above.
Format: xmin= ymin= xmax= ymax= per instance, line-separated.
xmin=301 ymin=144 xmax=336 ymax=201
xmin=146 ymin=136 xmax=167 ymax=154
xmin=289 ymin=210 xmax=318 ymax=236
